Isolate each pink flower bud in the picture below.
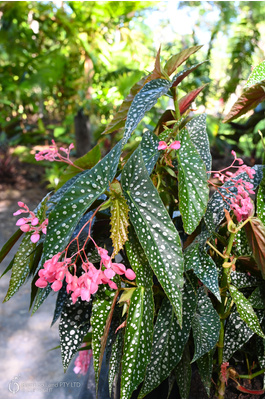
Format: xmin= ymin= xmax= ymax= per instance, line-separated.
xmin=31 ymin=217 xmax=39 ymax=226
xmin=16 ymin=217 xmax=27 ymax=226
xmin=31 ymin=233 xmax=40 ymax=243
xmin=108 ymin=280 xmax=118 ymax=290
xmin=51 ymin=280 xmax=63 ymax=291
xmin=169 ymin=141 xmax=181 ymax=150
xmin=13 ymin=210 xmax=22 ymax=216
xmin=35 ymin=278 xmax=48 ymax=288
xmin=18 ymin=201 xmax=25 ymax=207
xmin=125 ymin=269 xmax=136 ymax=280
xmin=158 ymin=141 xmax=168 ymax=150
xmin=20 ymin=224 xmax=30 ymax=232
xmin=231 ymin=150 xmax=236 ymax=157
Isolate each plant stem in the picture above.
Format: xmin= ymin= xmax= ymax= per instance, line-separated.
xmin=172 ymin=87 xmax=181 ymax=122
xmin=238 ymin=369 xmax=265 ymax=379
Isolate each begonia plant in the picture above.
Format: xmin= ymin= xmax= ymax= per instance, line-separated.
xmin=1 ymin=48 xmax=265 ymax=399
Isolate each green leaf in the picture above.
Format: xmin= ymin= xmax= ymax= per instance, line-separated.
xmin=59 ymin=296 xmax=91 ymax=371
xmin=234 ymin=228 xmax=252 ymax=256
xmin=177 ymin=128 xmax=209 ymax=234
xmin=197 ymin=351 xmax=214 ymax=397
xmin=3 ymin=233 xmax=37 ymax=302
xmin=57 ymin=145 xmax=101 ymax=189
xmin=109 ymin=329 xmax=124 ymax=397
xmin=109 ymin=180 xmax=130 ymax=257
xmin=43 ymin=140 xmax=122 ymax=261
xmin=244 ymin=218 xmax=265 ymax=278
xmin=172 ymin=60 xmax=207 ymax=87
xmin=164 ymin=45 xmax=203 ymax=76
xmin=0 ymin=228 xmax=23 ymax=265
xmin=31 ymin=283 xmax=52 ymax=315
xmin=229 ymin=285 xmax=264 ymax=338
xmin=248 ymin=286 xmax=265 ymax=309
xmin=256 ymin=335 xmax=265 ymax=370
xmin=91 ymin=285 xmax=118 ymax=390
xmin=245 ymin=61 xmax=265 ymax=88
xmin=122 ymin=147 xmax=184 ymax=324
xmin=140 ymin=130 xmax=160 ymax=175
xmin=51 ymin=282 xmax=68 ymax=326
xmin=123 ymin=79 xmax=171 ymax=144
xmin=257 ymin=175 xmax=265 ymax=224
xmin=125 ymin=225 xmax=153 ymax=287
xmin=186 ymin=113 xmax=212 ymax=175
xmin=230 ymin=271 xmax=261 ymax=289
xmin=175 ymin=341 xmax=192 ymax=399
xmin=191 ymin=287 xmax=220 ymax=362
xmin=138 ymin=278 xmax=197 ymax=398
xmin=223 ymin=308 xmax=264 ymax=362
xmin=121 ymin=287 xmax=154 ymax=399
xmin=222 ymin=80 xmax=265 ymax=123
xmin=184 ymin=244 xmax=221 ymax=302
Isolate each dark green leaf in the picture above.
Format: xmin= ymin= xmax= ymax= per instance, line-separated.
xmin=51 ymin=282 xmax=68 ymax=326
xmin=175 ymin=341 xmax=191 ymax=399
xmin=234 ymin=228 xmax=252 ymax=256
xmin=230 ymin=271 xmax=261 ymax=289
xmin=109 ymin=329 xmax=124 ymax=397
xmin=229 ymin=284 xmax=264 ymax=338
xmin=141 ymin=130 xmax=160 ymax=175
xmin=0 ymin=228 xmax=23 ymax=264
xmin=177 ymin=128 xmax=209 ymax=234
xmin=256 ymin=335 xmax=265 ymax=369
xmin=248 ymin=286 xmax=265 ymax=309
xmin=257 ymin=175 xmax=265 ymax=224
xmin=59 ymin=296 xmax=91 ymax=371
xmin=121 ymin=287 xmax=154 ymax=399
xmin=191 ymin=287 xmax=220 ymax=362
xmin=197 ymin=351 xmax=214 ymax=397
xmin=122 ymin=147 xmax=184 ymax=324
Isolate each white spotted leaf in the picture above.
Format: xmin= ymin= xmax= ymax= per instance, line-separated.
xmin=140 ymin=130 xmax=160 ymax=175
xmin=177 ymin=128 xmax=209 ymax=234
xmin=196 ymin=351 xmax=214 ymax=397
xmin=59 ymin=296 xmax=91 ymax=371
xmin=123 ymin=79 xmax=172 ymax=144
xmin=191 ymin=287 xmax=220 ymax=362
xmin=257 ymin=175 xmax=265 ymax=224
xmin=175 ymin=341 xmax=191 ymax=399
xmin=43 ymin=140 xmax=123 ymax=261
xmin=138 ymin=278 xmax=197 ymax=398
xmin=230 ymin=271 xmax=261 ymax=289
xmin=51 ymin=282 xmax=68 ymax=326
xmin=184 ymin=243 xmax=221 ymax=301
xmin=121 ymin=147 xmax=184 ymax=324
xmin=121 ymin=287 xmax=154 ymax=399
xmin=245 ymin=61 xmax=265 ymax=88
xmin=108 ymin=329 xmax=124 ymax=397
xmin=229 ymin=284 xmax=264 ymax=338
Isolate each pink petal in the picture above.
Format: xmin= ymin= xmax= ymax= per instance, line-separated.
xmin=35 ymin=278 xmax=48 ymax=288
xmin=31 ymin=217 xmax=39 ymax=226
xmin=51 ymin=280 xmax=63 ymax=291
xmin=104 ymin=269 xmax=116 ymax=279
xmin=90 ymin=282 xmax=98 ymax=294
xmin=31 ymin=233 xmax=40 ymax=243
xmin=158 ymin=141 xmax=168 ymax=150
xmin=169 ymin=141 xmax=181 ymax=150
xmin=20 ymin=224 xmax=30 ymax=232
xmin=125 ymin=269 xmax=136 ymax=280
xmin=108 ymin=280 xmax=118 ymax=290
xmin=13 ymin=210 xmax=22 ymax=216
xmin=16 ymin=217 xmax=27 ymax=226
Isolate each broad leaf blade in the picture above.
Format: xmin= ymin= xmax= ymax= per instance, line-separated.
xmin=257 ymin=175 xmax=265 ymax=224
xmin=245 ymin=61 xmax=265 ymax=88
xmin=121 ymin=287 xmax=154 ymax=399
xmin=59 ymin=296 xmax=91 ymax=371
xmin=123 ymin=79 xmax=172 ymax=144
xmin=122 ymin=147 xmax=184 ymax=324
xmin=177 ymin=128 xmax=209 ymax=234
xmin=229 ymin=284 xmax=264 ymax=338
xmin=172 ymin=61 xmax=207 ymax=87
xmin=109 ymin=330 xmax=124 ymax=397
xmin=51 ymin=282 xmax=68 ymax=326
xmin=179 ymin=84 xmax=208 ymax=115
xmin=230 ymin=271 xmax=261 ymax=289
xmin=175 ymin=341 xmax=192 ymax=399
xmin=0 ymin=228 xmax=23 ymax=265
xmin=191 ymin=287 xmax=220 ymax=362
xmin=43 ymin=140 xmax=122 ymax=260
xmin=141 ymin=130 xmax=160 ymax=175
xmin=197 ymin=351 xmax=214 ymax=397
xmin=244 ymin=217 xmax=265 ymax=278
xmin=164 ymin=45 xmax=203 ymax=76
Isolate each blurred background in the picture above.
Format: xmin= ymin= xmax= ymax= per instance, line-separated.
xmin=0 ymin=2 xmax=264 ymax=398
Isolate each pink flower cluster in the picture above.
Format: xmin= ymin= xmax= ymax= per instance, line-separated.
xmin=210 ymin=151 xmax=256 ymax=222
xmin=35 ymin=140 xmax=76 ymax=165
xmin=35 ymin=246 xmax=136 ymax=304
xmin=13 ymin=202 xmax=48 ymax=243
xmin=74 ymin=346 xmax=92 ymax=375
xmin=220 ymin=362 xmax=229 ymax=384
xmin=158 ymin=140 xmax=181 ymax=151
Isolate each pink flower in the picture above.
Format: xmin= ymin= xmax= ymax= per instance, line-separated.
xmin=13 ymin=202 xmax=48 ymax=243
xmin=35 ymin=141 xmax=79 ymax=170
xmin=169 ymin=141 xmax=181 ymax=150
xmin=125 ymin=269 xmax=136 ymax=280
xmin=73 ymin=347 xmax=92 ymax=375
xmin=220 ymin=362 xmax=229 ymax=384
xmin=158 ymin=141 xmax=168 ymax=150
xmin=31 ymin=233 xmax=40 ymax=243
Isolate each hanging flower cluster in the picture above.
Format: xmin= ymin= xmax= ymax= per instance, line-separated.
xmin=158 ymin=140 xmax=181 ymax=151
xmin=209 ymin=151 xmax=256 ymax=222
xmin=73 ymin=345 xmax=92 ymax=375
xmin=13 ymin=202 xmax=48 ymax=243
xmin=35 ymin=140 xmax=83 ymax=170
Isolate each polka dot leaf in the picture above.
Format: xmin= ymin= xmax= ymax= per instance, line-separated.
xmin=229 ymin=284 xmax=264 ymax=338
xmin=256 ymin=175 xmax=265 ymax=224
xmin=184 ymin=243 xmax=221 ymax=302
xmin=91 ymin=285 xmax=118 ymax=391
xmin=123 ymin=79 xmax=172 ymax=144
xmin=177 ymin=128 xmax=209 ymax=234
xmin=121 ymin=147 xmax=184 ymax=324
xmin=125 ymin=225 xmax=153 ymax=287
xmin=51 ymin=281 xmax=68 ymax=326
xmin=59 ymin=296 xmax=92 ymax=371
xmin=108 ymin=329 xmax=124 ymax=397
xmin=245 ymin=61 xmax=265 ymax=88
xmin=223 ymin=308 xmax=264 ymax=362
xmin=140 ymin=130 xmax=160 ymax=175
xmin=230 ymin=271 xmax=261 ymax=289
xmin=138 ymin=277 xmax=197 ymax=398
xmin=121 ymin=287 xmax=154 ymax=399
xmin=43 ymin=140 xmax=123 ymax=261
xmin=196 ymin=350 xmax=214 ymax=397
xmin=191 ymin=287 xmax=220 ymax=363
xmin=175 ymin=342 xmax=191 ymax=399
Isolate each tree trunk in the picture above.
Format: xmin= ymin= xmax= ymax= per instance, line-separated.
xmin=74 ymin=109 xmax=91 ymax=157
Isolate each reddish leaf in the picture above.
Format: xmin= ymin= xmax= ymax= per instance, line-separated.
xmin=179 ymin=84 xmax=208 ymax=115
xmin=172 ymin=61 xmax=207 ymax=88
xmin=144 ymin=46 xmax=164 ymax=83
xmin=244 ymin=217 xmax=265 ymax=278
xmin=164 ymin=45 xmax=203 ymax=77
xmin=237 ymin=385 xmax=264 ymax=395
xmin=223 ymin=81 xmax=265 ymax=123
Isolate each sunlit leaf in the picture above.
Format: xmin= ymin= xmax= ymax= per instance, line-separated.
xmin=245 ymin=61 xmax=265 ymax=88
xmin=179 ymin=84 xmax=208 ymax=115
xmin=172 ymin=60 xmax=207 ymax=87
xmin=164 ymin=45 xmax=203 ymax=77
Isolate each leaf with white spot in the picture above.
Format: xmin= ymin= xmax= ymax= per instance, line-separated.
xmin=229 ymin=284 xmax=264 ymax=338
xmin=177 ymin=128 xmax=209 ymax=234
xmin=234 ymin=228 xmax=252 ymax=256
xmin=175 ymin=341 xmax=191 ymax=399
xmin=256 ymin=335 xmax=265 ymax=369
xmin=204 ymin=165 xmax=264 ymax=234
xmin=91 ymin=285 xmax=118 ymax=390
xmin=245 ymin=61 xmax=265 ymax=88
xmin=3 ymin=232 xmax=37 ymax=302
xmin=223 ymin=308 xmax=264 ymax=362
xmin=59 ymin=296 xmax=91 ymax=371
xmin=108 ymin=329 xmax=124 ymax=397
xmin=121 ymin=287 xmax=154 ymax=399
xmin=123 ymin=79 xmax=171 ymax=144
xmin=109 ymin=180 xmax=130 ymax=257
xmin=191 ymin=287 xmax=220 ymax=362
xmin=121 ymin=147 xmax=184 ymax=324
xmin=141 ymin=130 xmax=160 ymax=175
xmin=184 ymin=243 xmax=221 ymax=301
xmin=248 ymin=286 xmax=265 ymax=309
xmin=196 ymin=351 xmax=214 ymax=397
xmin=43 ymin=140 xmax=123 ymax=261
xmin=125 ymin=225 xmax=153 ymax=287
xmin=257 ymin=175 xmax=265 ymax=224
xmin=51 ymin=281 xmax=68 ymax=326
xmin=230 ymin=271 xmax=261 ymax=289
xmin=172 ymin=60 xmax=207 ymax=87
xmin=186 ymin=113 xmax=212 ymax=176
xmin=138 ymin=278 xmax=197 ymax=398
